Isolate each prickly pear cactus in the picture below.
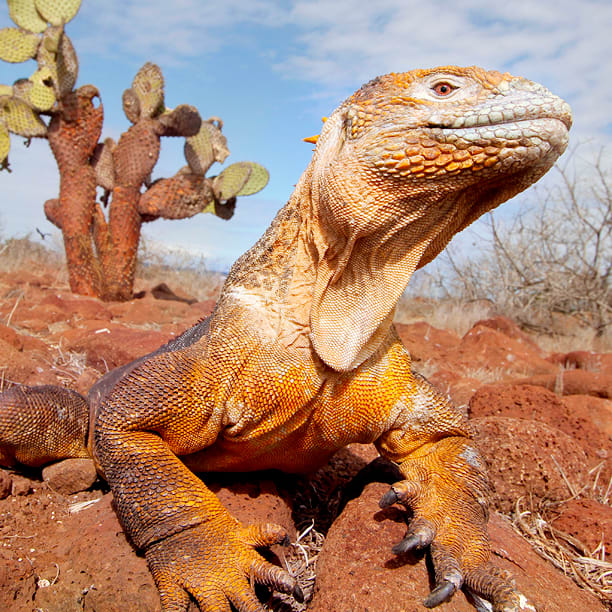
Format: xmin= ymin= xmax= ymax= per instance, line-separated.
xmin=1 ymin=0 xmax=269 ymax=301
xmin=8 ymin=0 xmax=48 ymax=33
xmin=0 ymin=27 xmax=39 ymax=62
xmin=0 ymin=0 xmax=81 ymax=166
xmin=184 ymin=118 xmax=229 ymax=175
xmin=213 ymin=161 xmax=270 ymax=200
xmin=131 ymin=62 xmax=164 ymax=119
xmin=0 ymin=95 xmax=47 ymax=136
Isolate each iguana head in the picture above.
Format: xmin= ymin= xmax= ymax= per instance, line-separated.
xmin=307 ymin=65 xmax=572 ymax=372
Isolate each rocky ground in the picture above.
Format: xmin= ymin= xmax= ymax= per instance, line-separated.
xmin=0 ymin=266 xmax=611 ymax=611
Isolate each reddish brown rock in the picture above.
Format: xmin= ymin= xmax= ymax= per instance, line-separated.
xmin=1 ymin=477 xmax=294 ymax=612
xmin=0 ymin=338 xmax=58 ymax=386
xmin=448 ymin=323 xmax=558 ymax=378
xmin=428 ymin=368 xmax=483 ymax=406
xmin=470 ymin=383 xmax=569 ymax=424
xmin=548 ymin=351 xmax=612 ymax=375
xmin=39 ymin=292 xmax=113 ymax=322
xmin=210 ymin=477 xmax=297 ymax=540
xmin=473 ymin=316 xmax=544 ymax=354
xmin=53 ymin=324 xmax=174 ymax=370
xmin=0 ymin=469 xmax=11 ymax=499
xmin=395 ymin=321 xmax=461 ymax=364
xmin=471 ymin=416 xmax=590 ymax=512
xmin=550 ymin=498 xmax=612 ymax=559
xmin=0 ymin=323 xmax=23 ymax=349
xmin=106 ymin=294 xmax=191 ymax=326
xmin=10 ymin=474 xmax=34 ymax=496
xmin=512 ymin=370 xmax=612 ymax=399
xmin=561 ymin=394 xmax=612 ymax=438
xmin=469 ymin=384 xmax=612 ymax=478
xmin=310 ymin=482 xmax=605 ymax=611
xmin=42 ymin=458 xmax=98 ymax=495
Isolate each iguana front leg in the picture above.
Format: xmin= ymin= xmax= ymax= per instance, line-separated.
xmin=375 ymin=374 xmax=520 ymax=610
xmin=93 ymin=361 xmax=302 ymax=611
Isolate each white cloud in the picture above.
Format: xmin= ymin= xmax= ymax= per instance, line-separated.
xmin=73 ymin=0 xmax=289 ymax=64
xmin=276 ymin=0 xmax=612 ymax=142
xmin=71 ymin=0 xmax=611 ymax=144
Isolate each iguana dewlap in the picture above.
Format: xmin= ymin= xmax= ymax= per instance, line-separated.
xmin=0 ymin=66 xmax=571 ymax=611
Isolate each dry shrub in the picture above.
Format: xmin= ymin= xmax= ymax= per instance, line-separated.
xmin=0 ymin=234 xmax=66 ymax=282
xmin=395 ymin=295 xmax=494 ymax=337
xmin=416 ymin=150 xmax=611 ymax=350
xmin=136 ymin=238 xmax=225 ymax=301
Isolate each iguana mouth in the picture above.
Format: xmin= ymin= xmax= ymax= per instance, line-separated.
xmin=427 ymin=109 xmax=572 ymax=132
xmin=423 ymin=117 xmax=571 ymax=151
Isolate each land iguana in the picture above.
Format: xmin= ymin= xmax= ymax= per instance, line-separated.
xmin=0 ymin=65 xmax=571 ymax=611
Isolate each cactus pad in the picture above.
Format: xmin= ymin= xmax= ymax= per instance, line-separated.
xmin=0 ymin=122 xmax=10 ymax=164
xmin=138 ymin=173 xmax=215 ymax=220
xmin=41 ymin=24 xmax=62 ymax=53
xmin=0 ymin=95 xmax=47 ymax=136
xmin=0 ymin=27 xmax=40 ymax=63
xmin=184 ymin=119 xmax=229 ymax=175
xmin=157 ymin=104 xmax=201 ymax=138
xmin=213 ymin=161 xmax=269 ymax=200
xmin=35 ymin=0 xmax=82 ymax=26
xmin=91 ymin=137 xmax=116 ymax=191
xmin=8 ymin=0 xmax=47 ymax=33
xmin=122 ymin=88 xmax=140 ymax=124
xmin=11 ymin=77 xmax=34 ymax=100
xmin=132 ymin=62 xmax=164 ymax=119
xmin=55 ymin=32 xmax=78 ymax=96
xmin=0 ymin=85 xmax=13 ymax=96
xmin=236 ymin=162 xmax=269 ymax=196
xmin=27 ymin=66 xmax=56 ymax=110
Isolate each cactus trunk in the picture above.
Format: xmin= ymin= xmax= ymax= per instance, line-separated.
xmin=58 ymin=165 xmax=104 ymax=296
xmin=103 ymin=185 xmax=142 ymax=301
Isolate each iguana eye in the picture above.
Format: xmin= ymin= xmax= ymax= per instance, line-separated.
xmin=432 ymin=82 xmax=456 ymax=96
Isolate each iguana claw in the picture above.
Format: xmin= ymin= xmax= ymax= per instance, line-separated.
xmin=390 ymin=517 xmax=436 ymax=554
xmin=145 ymin=518 xmax=301 ymax=612
xmin=423 ymin=580 xmax=457 ymax=608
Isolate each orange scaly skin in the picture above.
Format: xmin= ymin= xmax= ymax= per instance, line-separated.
xmin=0 ymin=66 xmax=571 ymax=610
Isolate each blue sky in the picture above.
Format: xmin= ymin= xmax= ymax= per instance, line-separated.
xmin=1 ymin=0 xmax=611 ymax=270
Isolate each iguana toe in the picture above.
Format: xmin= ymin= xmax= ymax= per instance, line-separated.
xmin=465 ymin=565 xmax=527 ymax=612
xmin=146 ymin=519 xmax=300 ymax=612
xmin=423 ymin=580 xmax=457 ymax=608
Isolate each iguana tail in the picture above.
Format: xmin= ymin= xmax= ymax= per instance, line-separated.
xmin=0 ymin=385 xmax=90 ymax=467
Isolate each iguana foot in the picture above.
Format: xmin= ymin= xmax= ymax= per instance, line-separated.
xmin=145 ymin=517 xmax=303 ymax=612
xmin=380 ymin=483 xmax=523 ymax=612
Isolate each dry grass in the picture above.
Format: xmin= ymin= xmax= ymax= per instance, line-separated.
xmin=136 ymin=239 xmax=226 ymax=301
xmin=531 ymin=327 xmax=612 ymax=354
xmin=267 ymin=522 xmax=325 ymax=611
xmin=513 ymin=496 xmax=612 ymax=606
xmin=0 ymin=235 xmax=67 ymax=282
xmin=47 ymin=343 xmax=88 ymax=385
xmin=395 ymin=295 xmax=495 ymax=337
xmin=0 ymin=234 xmax=225 ymax=302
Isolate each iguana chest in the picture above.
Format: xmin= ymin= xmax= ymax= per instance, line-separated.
xmin=181 ymin=340 xmax=411 ymax=474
